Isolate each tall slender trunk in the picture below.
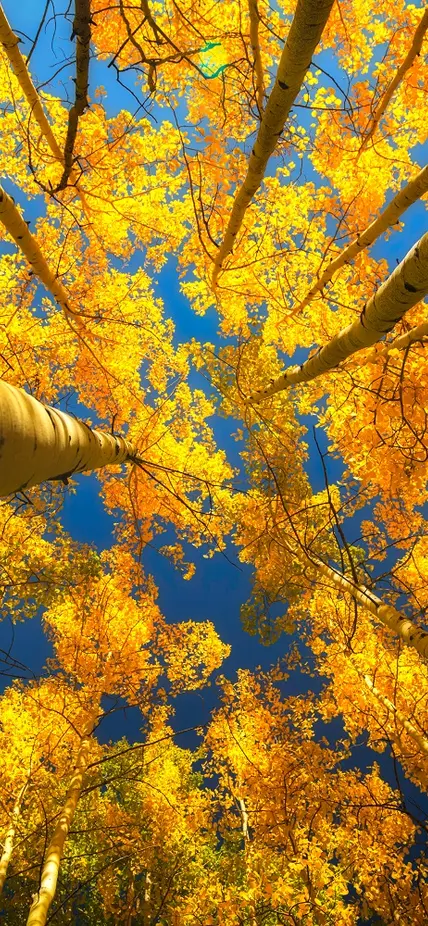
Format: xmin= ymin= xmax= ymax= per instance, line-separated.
xmin=0 ymin=5 xmax=90 ymax=217
xmin=291 ymin=164 xmax=428 ymax=318
xmin=142 ymin=870 xmax=152 ymax=926
xmin=238 ymin=796 xmax=250 ymax=843
xmin=124 ymin=874 xmax=136 ymax=925
xmin=0 ymin=184 xmax=76 ymax=320
xmin=0 ymin=778 xmax=29 ymax=895
xmin=212 ymin=0 xmax=335 ymax=286
xmin=57 ymin=0 xmax=91 ymax=192
xmin=313 ymin=556 xmax=428 ymax=659
xmin=0 ymin=380 xmax=135 ymax=496
xmin=0 ymin=5 xmax=63 ymax=160
xmin=359 ymin=8 xmax=428 ymax=155
xmin=0 ymin=5 xmax=90 ymax=212
xmin=26 ymin=710 xmax=98 ymax=926
xmin=237 ymin=796 xmax=257 ymax=926
xmin=359 ymin=669 xmax=428 ymax=756
xmin=250 ymin=231 xmax=428 ymax=400
xmin=248 ymin=0 xmax=265 ymax=115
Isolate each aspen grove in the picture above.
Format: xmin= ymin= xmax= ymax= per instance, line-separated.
xmin=0 ymin=0 xmax=427 ymax=923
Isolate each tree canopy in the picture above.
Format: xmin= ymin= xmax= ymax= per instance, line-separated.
xmin=0 ymin=0 xmax=427 ymax=922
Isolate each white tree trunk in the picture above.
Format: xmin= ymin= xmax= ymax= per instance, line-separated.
xmin=0 ymin=4 xmax=90 ymax=215
xmin=250 ymin=231 xmax=428 ymax=400
xmin=314 ymin=557 xmax=428 ymax=660
xmin=364 ymin=320 xmax=428 ymax=363
xmin=359 ymin=9 xmax=428 ymax=154
xmin=0 ymin=381 xmax=134 ymax=496
xmin=0 ymin=5 xmax=63 ymax=160
xmin=0 ymin=779 xmax=29 ymax=895
xmin=212 ymin=0 xmax=335 ymax=286
xmin=26 ymin=711 xmax=98 ymax=926
xmin=360 ymin=671 xmax=428 ymax=756
xmin=0 ymin=185 xmax=76 ymax=319
xmin=292 ymin=164 xmax=428 ymax=317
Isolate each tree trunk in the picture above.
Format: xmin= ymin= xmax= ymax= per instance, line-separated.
xmin=142 ymin=870 xmax=152 ymax=926
xmin=365 ymin=320 xmax=428 ymax=363
xmin=250 ymin=231 xmax=428 ymax=400
xmin=359 ymin=8 xmax=428 ymax=155
xmin=360 ymin=670 xmax=428 ymax=756
xmin=0 ymin=5 xmax=90 ymax=216
xmin=57 ymin=0 xmax=91 ymax=192
xmin=237 ymin=795 xmax=257 ymax=926
xmin=248 ymin=0 xmax=265 ymax=115
xmin=0 ymin=380 xmax=134 ymax=496
xmin=0 ymin=5 xmax=63 ymax=160
xmin=26 ymin=710 xmax=98 ymax=926
xmin=212 ymin=0 xmax=335 ymax=286
xmin=314 ymin=557 xmax=428 ymax=660
xmin=0 ymin=184 xmax=77 ymax=320
xmin=291 ymin=164 xmax=428 ymax=318
xmin=238 ymin=796 xmax=250 ymax=843
xmin=0 ymin=779 xmax=29 ymax=895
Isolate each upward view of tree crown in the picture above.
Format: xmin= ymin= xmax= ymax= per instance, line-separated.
xmin=0 ymin=0 xmax=427 ymax=922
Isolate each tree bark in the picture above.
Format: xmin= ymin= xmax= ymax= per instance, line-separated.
xmin=360 ymin=670 xmax=428 ymax=756
xmin=26 ymin=711 xmax=98 ymax=926
xmin=250 ymin=231 xmax=428 ymax=400
xmin=0 ymin=381 xmax=135 ymax=496
xmin=248 ymin=0 xmax=265 ymax=115
xmin=365 ymin=320 xmax=428 ymax=363
xmin=212 ymin=0 xmax=335 ymax=286
xmin=290 ymin=164 xmax=428 ymax=318
xmin=0 ymin=4 xmax=90 ymax=213
xmin=314 ymin=556 xmax=428 ymax=660
xmin=238 ymin=796 xmax=250 ymax=843
xmin=0 ymin=779 xmax=29 ymax=895
xmin=0 ymin=184 xmax=76 ymax=320
xmin=0 ymin=5 xmax=63 ymax=160
xmin=56 ymin=0 xmax=91 ymax=192
xmin=142 ymin=870 xmax=152 ymax=926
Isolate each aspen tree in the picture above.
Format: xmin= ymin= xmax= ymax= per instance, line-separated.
xmin=250 ymin=231 xmax=428 ymax=400
xmin=364 ymin=321 xmax=428 ymax=364
xmin=359 ymin=8 xmax=428 ymax=155
xmin=205 ymin=671 xmax=425 ymax=924
xmin=0 ymin=185 xmax=76 ymax=320
xmin=0 ymin=779 xmax=29 ymax=895
xmin=0 ymin=680 xmax=93 ymax=915
xmin=0 ymin=380 xmax=135 ymax=496
xmin=235 ymin=477 xmax=428 ymax=657
xmin=278 ymin=532 xmax=428 ymax=658
xmin=312 ymin=555 xmax=428 ymax=660
xmin=0 ymin=4 xmax=90 ymax=211
xmin=356 ymin=668 xmax=428 ymax=757
xmin=304 ymin=587 xmax=428 ymax=785
xmin=28 ymin=567 xmax=229 ymax=924
xmin=248 ymin=0 xmax=265 ymax=115
xmin=212 ymin=0 xmax=335 ymax=286
xmin=0 ymin=5 xmax=63 ymax=161
xmin=26 ymin=708 xmax=99 ymax=926
xmin=290 ymin=164 xmax=428 ymax=318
